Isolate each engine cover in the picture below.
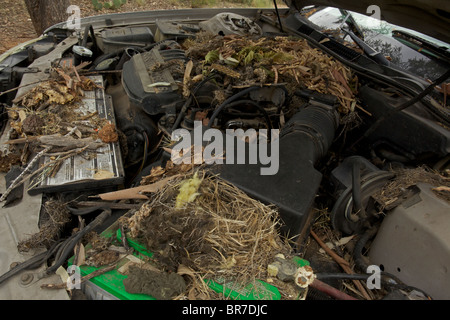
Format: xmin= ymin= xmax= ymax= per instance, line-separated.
xmin=122 ymin=42 xmax=186 ymax=115
xmin=369 ymin=183 xmax=450 ymax=300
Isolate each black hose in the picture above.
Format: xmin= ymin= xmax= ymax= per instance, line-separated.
xmin=207 ymin=86 xmax=261 ymax=128
xmin=353 ymin=227 xmax=378 ymax=272
xmin=81 ymin=25 xmax=98 ymax=51
xmin=273 ymin=0 xmax=284 ymax=33
xmin=363 ymin=68 xmax=450 ymax=139
xmin=171 ymin=74 xmax=221 ymax=132
xmin=221 ymin=100 xmax=273 ymax=130
xmin=351 ymin=159 xmax=366 ymax=220
xmin=172 ymin=96 xmax=193 ymax=132
xmin=316 ymin=272 xmax=433 ymax=299
xmin=67 ymin=205 xmax=107 ymax=216
xmin=90 ymin=46 xmax=143 ymax=71
xmin=46 ymin=208 xmax=111 ymax=275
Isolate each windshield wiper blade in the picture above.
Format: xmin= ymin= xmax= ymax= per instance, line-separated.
xmin=392 ymin=29 xmax=450 ymax=67
xmin=343 ymin=28 xmax=391 ymax=66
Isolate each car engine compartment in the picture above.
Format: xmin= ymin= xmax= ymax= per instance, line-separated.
xmin=0 ymin=7 xmax=449 ymax=301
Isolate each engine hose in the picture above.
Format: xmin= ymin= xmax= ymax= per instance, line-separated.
xmin=220 ymin=99 xmax=273 ymax=131
xmin=207 ymin=86 xmax=261 ymax=128
xmin=46 ymin=208 xmax=111 ymax=275
xmin=351 ymin=159 xmax=366 ymax=221
xmin=353 ymin=226 xmax=378 ymax=272
xmin=90 ymin=46 xmax=143 ymax=71
xmin=81 ymin=25 xmax=98 ymax=51
xmin=363 ymin=68 xmax=450 ymax=139
xmin=171 ymin=74 xmax=221 ymax=132
xmin=315 ymin=272 xmax=433 ymax=298
xmin=67 ymin=205 xmax=108 ymax=216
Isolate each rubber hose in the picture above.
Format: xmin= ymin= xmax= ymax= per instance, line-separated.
xmin=207 ymin=86 xmax=261 ymax=128
xmin=46 ymin=208 xmax=111 ymax=274
xmin=353 ymin=227 xmax=378 ymax=272
xmin=351 ymin=159 xmax=366 ymax=220
xmin=0 ymin=240 xmax=63 ymax=286
xmin=220 ymin=99 xmax=273 ymax=131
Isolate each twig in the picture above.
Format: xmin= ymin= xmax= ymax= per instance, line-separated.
xmin=310 ymin=230 xmax=373 ymax=300
xmin=0 ymin=146 xmax=52 ymax=202
xmin=0 ymin=80 xmax=48 ymax=100
xmin=64 ymin=126 xmax=79 ymax=137
xmin=20 ymin=145 xmax=90 ymax=190
xmin=40 ymin=263 xmax=117 ymax=290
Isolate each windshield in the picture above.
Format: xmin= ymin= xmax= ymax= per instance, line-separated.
xmin=304 ymin=7 xmax=450 ymax=81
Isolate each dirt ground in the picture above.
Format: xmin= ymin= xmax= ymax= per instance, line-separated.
xmin=0 ymin=0 xmax=263 ymax=55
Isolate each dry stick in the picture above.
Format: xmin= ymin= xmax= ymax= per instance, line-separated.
xmin=0 ymin=146 xmax=52 ymax=202
xmin=0 ymin=80 xmax=48 ymax=100
xmin=310 ymin=230 xmax=373 ymax=300
xmin=40 ymin=263 xmax=117 ymax=290
xmin=18 ymin=145 xmax=90 ymax=191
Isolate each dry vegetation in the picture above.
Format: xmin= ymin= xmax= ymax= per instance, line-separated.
xmin=121 ymin=162 xmax=299 ymax=299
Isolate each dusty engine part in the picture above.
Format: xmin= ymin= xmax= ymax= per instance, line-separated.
xmin=215 ymin=102 xmax=340 ymax=240
xmin=199 ymin=13 xmax=262 ymax=37
xmin=369 ymin=183 xmax=450 ymax=300
xmin=154 ymin=21 xmax=200 ymax=42
xmin=359 ymin=85 xmax=450 ymax=161
xmin=122 ymin=40 xmax=188 ymax=116
xmin=107 ymin=83 xmax=159 ymax=168
xmin=99 ymin=26 xmax=155 ymax=53
xmin=330 ymin=156 xmax=395 ymax=235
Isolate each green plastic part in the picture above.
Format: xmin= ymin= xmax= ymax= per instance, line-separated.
xmin=292 ymin=256 xmax=310 ymax=267
xmin=68 ymin=226 xmax=155 ymax=300
xmin=69 ymin=225 xmax=283 ymax=300
xmin=206 ymin=279 xmax=281 ymax=300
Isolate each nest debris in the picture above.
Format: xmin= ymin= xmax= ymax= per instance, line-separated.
xmin=123 ymin=169 xmax=297 ymax=299
xmin=17 ymin=199 xmax=71 ymax=252
xmin=372 ymin=166 xmax=450 ymax=210
xmin=182 ymin=33 xmax=360 ymax=114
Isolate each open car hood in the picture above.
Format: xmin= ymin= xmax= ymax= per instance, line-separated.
xmin=284 ymin=0 xmax=450 ymax=45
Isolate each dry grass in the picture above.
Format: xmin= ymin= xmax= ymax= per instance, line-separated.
xmin=124 ymin=168 xmax=297 ymax=299
xmin=373 ymin=166 xmax=450 ymax=210
xmin=17 ymin=199 xmax=71 ymax=252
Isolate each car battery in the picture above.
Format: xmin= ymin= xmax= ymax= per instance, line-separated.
xmin=28 ymin=75 xmax=125 ymax=195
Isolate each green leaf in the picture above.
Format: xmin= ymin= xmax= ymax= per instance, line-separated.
xmin=205 ymin=50 xmax=219 ymax=64
xmin=244 ymin=50 xmax=255 ymax=66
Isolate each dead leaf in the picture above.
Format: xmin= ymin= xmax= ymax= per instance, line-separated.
xmin=97 ymin=175 xmax=180 ymax=200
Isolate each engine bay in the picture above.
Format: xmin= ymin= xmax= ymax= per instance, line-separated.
xmin=0 ymin=7 xmax=449 ymax=301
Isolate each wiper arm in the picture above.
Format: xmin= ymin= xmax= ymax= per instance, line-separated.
xmin=339 ymin=9 xmax=365 ymax=41
xmin=343 ymin=29 xmax=391 ymax=66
